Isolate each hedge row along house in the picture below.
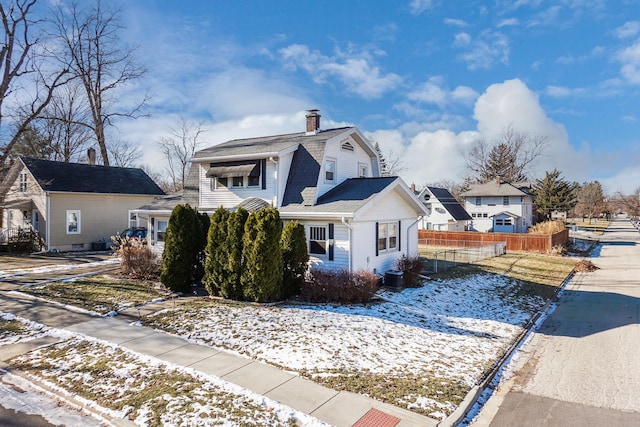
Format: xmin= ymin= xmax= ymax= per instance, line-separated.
xmin=134 ymin=110 xmax=428 ymax=274
xmin=0 ymin=152 xmax=164 ymax=252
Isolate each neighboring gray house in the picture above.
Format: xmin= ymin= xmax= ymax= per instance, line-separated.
xmin=134 ymin=110 xmax=427 ymax=274
xmin=416 ymin=186 xmax=471 ymax=231
xmin=461 ymin=177 xmax=535 ymax=233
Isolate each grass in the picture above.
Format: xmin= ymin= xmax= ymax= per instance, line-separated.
xmin=10 ymin=337 xmax=305 ymax=426
xmin=21 ymin=276 xmax=170 ymax=315
xmin=566 ymin=218 xmax=610 ymax=234
xmin=0 ymin=318 xmax=30 ymax=338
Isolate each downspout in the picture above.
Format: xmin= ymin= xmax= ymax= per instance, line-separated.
xmin=268 ymin=157 xmax=279 ymax=207
xmin=45 ymin=192 xmax=50 ymax=252
xmin=341 ymin=217 xmax=353 ymax=272
xmin=407 ymin=216 xmax=422 ymax=255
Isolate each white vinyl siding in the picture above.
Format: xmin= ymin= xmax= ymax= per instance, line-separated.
xmin=199 ymin=162 xmax=277 ymax=209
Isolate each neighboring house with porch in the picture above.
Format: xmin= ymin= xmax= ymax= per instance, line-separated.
xmin=0 ymin=155 xmax=164 ymax=252
xmin=460 ymin=177 xmax=535 ymax=233
xmin=134 ymin=110 xmax=427 ymax=274
xmin=415 ymin=186 xmax=471 ymax=231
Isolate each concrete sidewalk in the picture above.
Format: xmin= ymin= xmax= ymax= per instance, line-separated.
xmin=472 ymin=217 xmax=640 ymax=426
xmin=0 ymin=291 xmax=436 ymax=427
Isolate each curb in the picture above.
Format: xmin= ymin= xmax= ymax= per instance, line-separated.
xmin=438 ymin=268 xmax=576 ymax=427
xmin=2 ymin=364 xmax=136 ymax=427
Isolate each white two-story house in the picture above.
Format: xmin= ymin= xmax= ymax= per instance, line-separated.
xmin=460 ymin=178 xmax=535 ymax=233
xmin=415 ymin=186 xmax=471 ymax=231
xmin=134 ymin=110 xmax=427 ymax=274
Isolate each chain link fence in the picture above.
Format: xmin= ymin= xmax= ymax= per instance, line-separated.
xmin=418 ymin=239 xmax=507 ymax=273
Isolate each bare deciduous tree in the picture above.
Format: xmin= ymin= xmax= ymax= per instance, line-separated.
xmin=464 ymin=125 xmax=548 ymax=183
xmin=107 ymin=139 xmax=140 ymax=167
xmin=574 ymin=181 xmax=606 ymax=223
xmin=0 ymin=0 xmax=71 ymax=167
xmin=52 ymin=0 xmax=147 ymax=166
xmin=611 ymin=188 xmax=640 ymax=217
xmin=157 ymin=118 xmax=207 ymax=193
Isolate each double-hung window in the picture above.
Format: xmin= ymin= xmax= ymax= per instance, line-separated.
xmin=503 ymin=196 xmax=510 ymax=206
xmin=475 ymin=196 xmax=481 ymax=206
xmin=18 ymin=172 xmax=27 ymax=192
xmin=377 ymin=222 xmax=398 ymax=253
xmin=325 ymin=159 xmax=336 ymax=183
xmin=309 ymin=226 xmax=327 ymax=255
xmin=66 ymin=210 xmax=81 ymax=234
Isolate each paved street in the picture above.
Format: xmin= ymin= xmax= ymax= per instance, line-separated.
xmin=474 ymin=218 xmax=640 ymax=426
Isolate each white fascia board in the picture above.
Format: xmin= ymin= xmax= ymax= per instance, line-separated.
xmin=189 ymin=145 xmax=298 ymax=164
xmin=279 ymin=211 xmax=354 ymax=220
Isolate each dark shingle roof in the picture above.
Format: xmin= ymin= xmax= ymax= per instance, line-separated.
xmin=21 ymin=157 xmax=164 ymax=195
xmin=192 ymin=127 xmax=352 ymax=159
xmin=136 ymin=164 xmax=199 ymax=211
xmin=280 ymin=177 xmax=397 ymax=214
xmin=281 ymin=141 xmax=325 ymax=206
xmin=427 ymin=186 xmax=472 ymax=221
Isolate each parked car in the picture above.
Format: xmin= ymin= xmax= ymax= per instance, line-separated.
xmin=119 ymin=227 xmax=147 ymax=240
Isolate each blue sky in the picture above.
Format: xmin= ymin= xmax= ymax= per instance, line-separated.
xmin=113 ymin=0 xmax=640 ymax=194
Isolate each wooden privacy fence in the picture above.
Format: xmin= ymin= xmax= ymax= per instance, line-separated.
xmin=418 ymin=229 xmax=569 ymax=253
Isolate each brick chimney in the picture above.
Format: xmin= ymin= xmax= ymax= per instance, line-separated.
xmin=87 ymin=148 xmax=96 ymax=165
xmin=410 ymin=182 xmax=416 ymax=193
xmin=305 ymin=109 xmax=321 ymax=135
xmin=495 ymin=176 xmax=501 ymax=184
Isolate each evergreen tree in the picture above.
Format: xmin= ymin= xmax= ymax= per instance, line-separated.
xmin=241 ymin=207 xmax=283 ymax=302
xmin=160 ymin=204 xmax=200 ymax=293
xmin=533 ymin=170 xmax=577 ymax=219
xmin=280 ymin=221 xmax=309 ymax=299
xmin=375 ymin=142 xmax=389 ymax=176
xmin=203 ymin=207 xmax=229 ymax=296
xmin=193 ymin=211 xmax=210 ymax=283
xmin=220 ymin=207 xmax=249 ymax=300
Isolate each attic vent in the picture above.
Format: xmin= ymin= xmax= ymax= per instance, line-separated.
xmin=341 ymin=141 xmax=354 ymax=152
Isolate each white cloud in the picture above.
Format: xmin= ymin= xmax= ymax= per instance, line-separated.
xmin=444 ymin=18 xmax=468 ymax=27
xmin=616 ymin=41 xmax=640 ymax=84
xmin=454 ymin=31 xmax=510 ymax=70
xmin=279 ymin=44 xmax=402 ymax=99
xmin=407 ymin=76 xmax=479 ymax=108
xmin=497 ymin=18 xmax=520 ymax=27
xmin=613 ymin=21 xmax=640 ymax=39
xmin=545 ymin=85 xmax=585 ymax=97
xmin=409 ymin=0 xmax=435 ymax=15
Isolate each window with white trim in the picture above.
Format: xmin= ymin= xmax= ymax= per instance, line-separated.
xmin=128 ymin=211 xmax=139 ymax=228
xmin=503 ymin=196 xmax=510 ymax=206
xmin=66 ymin=210 xmax=81 ymax=234
xmin=358 ymin=163 xmax=367 ymax=178
xmin=157 ymin=220 xmax=168 ymax=242
xmin=19 ymin=172 xmax=27 ymax=192
xmin=378 ymin=222 xmax=398 ymax=252
xmin=325 ymin=159 xmax=336 ymax=183
xmin=475 ymin=196 xmax=481 ymax=206
xmin=309 ymin=226 xmax=327 ymax=255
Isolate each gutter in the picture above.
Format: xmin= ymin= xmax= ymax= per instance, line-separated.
xmin=279 ymin=211 xmax=355 ymax=220
xmin=45 ymin=192 xmax=50 ymax=252
xmin=407 ymin=216 xmax=422 ymax=255
xmin=341 ymin=216 xmax=353 ymax=272
xmin=268 ymin=157 xmax=279 ymax=207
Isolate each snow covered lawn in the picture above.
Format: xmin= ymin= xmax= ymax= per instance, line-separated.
xmin=1 ymin=313 xmax=325 ymax=427
xmin=146 ymin=272 xmax=548 ymax=419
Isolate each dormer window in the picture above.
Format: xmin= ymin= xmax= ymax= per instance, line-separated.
xmin=325 ymin=159 xmax=336 ymax=183
xmin=341 ymin=141 xmax=354 ymax=152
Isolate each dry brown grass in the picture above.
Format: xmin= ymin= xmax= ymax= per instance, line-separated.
xmin=528 ymin=220 xmax=566 ymax=235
